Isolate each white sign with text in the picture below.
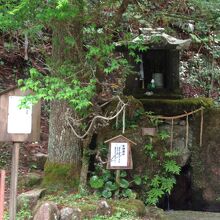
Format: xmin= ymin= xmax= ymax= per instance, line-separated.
xmin=7 ymin=96 xmax=32 ymax=134
xmin=110 ymin=142 xmax=128 ymax=167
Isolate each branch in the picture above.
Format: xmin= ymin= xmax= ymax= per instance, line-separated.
xmin=115 ymin=0 xmax=130 ymax=26
xmin=66 ymin=96 xmax=127 ymax=139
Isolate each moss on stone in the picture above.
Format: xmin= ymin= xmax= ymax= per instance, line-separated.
xmin=111 ymin=199 xmax=146 ymax=216
xmin=42 ymin=162 xmax=79 ymax=190
xmin=190 ymin=107 xmax=220 ymax=210
xmin=18 ymin=172 xmax=43 ymax=190
xmin=139 ymin=97 xmax=214 ymax=115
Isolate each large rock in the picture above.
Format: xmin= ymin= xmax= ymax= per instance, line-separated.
xmin=18 ymin=172 xmax=43 ymax=189
xmin=159 ymin=120 xmax=192 ymax=167
xmin=33 ymin=201 xmax=60 ymax=220
xmin=60 ymin=207 xmax=81 ymax=220
xmin=17 ymin=188 xmax=46 ymax=211
xmin=96 ymin=200 xmax=111 ymax=216
xmin=191 ymin=108 xmax=220 ymax=211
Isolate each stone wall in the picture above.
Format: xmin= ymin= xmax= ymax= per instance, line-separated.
xmin=191 ymin=108 xmax=220 ymax=211
xmin=96 ymin=103 xmax=220 ymax=211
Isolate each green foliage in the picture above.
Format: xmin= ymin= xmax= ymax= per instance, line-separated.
xmin=145 ymin=111 xmax=163 ymax=127
xmin=0 ymin=0 xmax=144 ymax=116
xmin=91 ymin=209 xmax=138 ymax=220
xmin=18 ymin=67 xmax=96 ymax=113
xmin=144 ymin=143 xmax=157 ymax=159
xmin=44 ymin=192 xmax=84 ymax=206
xmin=158 ymin=130 xmax=170 ymax=140
xmin=89 ymin=176 xmax=104 ymax=189
xmin=181 ymin=54 xmax=220 ymax=99
xmin=163 ymin=160 xmax=181 ymax=175
xmin=4 ymin=197 xmax=32 ymax=220
xmin=89 ymin=167 xmax=138 ymax=199
xmin=44 ymin=192 xmax=142 ymax=219
xmin=142 ymin=129 xmax=181 ymax=206
xmin=0 ymin=146 xmax=10 ymax=167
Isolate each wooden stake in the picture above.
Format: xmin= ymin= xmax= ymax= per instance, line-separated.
xmin=116 ymin=170 xmax=120 ymax=185
xmin=0 ymin=170 xmax=5 ymax=220
xmin=9 ymin=143 xmax=20 ymax=220
xmin=170 ymin=119 xmax=174 ymax=151
xmin=186 ymin=115 xmax=189 ymax=148
xmin=200 ymin=109 xmax=204 ymax=147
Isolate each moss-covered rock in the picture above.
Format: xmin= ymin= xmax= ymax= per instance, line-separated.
xmin=18 ymin=172 xmax=43 ymax=189
xmin=111 ymin=199 xmax=146 ymax=216
xmin=191 ymin=108 xmax=220 ymax=211
xmin=42 ymin=162 xmax=79 ymax=190
xmin=140 ymin=97 xmax=214 ymax=115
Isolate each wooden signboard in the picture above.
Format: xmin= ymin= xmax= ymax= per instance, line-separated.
xmin=0 ymin=86 xmax=41 ymax=220
xmin=105 ymin=135 xmax=136 ymax=170
xmin=0 ymin=87 xmax=41 ymax=142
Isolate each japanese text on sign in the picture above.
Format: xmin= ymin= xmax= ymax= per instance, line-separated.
xmin=110 ymin=143 xmax=128 ymax=167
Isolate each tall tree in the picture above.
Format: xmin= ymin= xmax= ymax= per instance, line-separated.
xmin=0 ymin=0 xmax=140 ymax=189
xmin=2 ymin=0 xmax=218 ymax=190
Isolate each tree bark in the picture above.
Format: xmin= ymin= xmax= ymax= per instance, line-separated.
xmin=48 ymin=101 xmax=81 ymax=165
xmin=44 ymin=1 xmax=84 ymax=189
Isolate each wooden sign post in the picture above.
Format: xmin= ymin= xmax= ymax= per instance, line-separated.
xmin=0 ymin=170 xmax=5 ymax=220
xmin=105 ymin=135 xmax=136 ymax=186
xmin=105 ymin=135 xmax=136 ymax=170
xmin=0 ymin=87 xmax=41 ymax=220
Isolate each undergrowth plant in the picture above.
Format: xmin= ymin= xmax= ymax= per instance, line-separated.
xmin=89 ymin=208 xmax=138 ymax=220
xmin=143 ymin=130 xmax=181 ymax=205
xmin=4 ymin=198 xmax=32 ymax=220
xmin=89 ymin=127 xmax=181 ymax=205
xmin=90 ymin=127 xmax=181 ymax=206
xmin=89 ymin=167 xmax=142 ymax=199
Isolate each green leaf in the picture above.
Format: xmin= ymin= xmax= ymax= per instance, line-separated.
xmin=134 ymin=175 xmax=142 ymax=185
xmin=150 ymin=175 xmax=161 ymax=188
xmin=160 ymin=177 xmax=176 ymax=194
xmin=105 ymin=181 xmax=118 ymax=191
xmin=122 ymin=188 xmax=133 ymax=198
xmin=89 ymin=176 xmax=104 ymax=189
xmin=120 ymin=171 xmax=127 ymax=177
xmin=190 ymin=33 xmax=202 ymax=43
xmin=102 ymin=189 xmax=112 ymax=198
xmin=164 ymin=160 xmax=181 ymax=175
xmin=158 ymin=130 xmax=170 ymax=140
xmin=146 ymin=188 xmax=164 ymax=205
xmin=119 ymin=179 xmax=129 ymax=188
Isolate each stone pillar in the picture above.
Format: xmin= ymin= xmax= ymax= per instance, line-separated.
xmin=166 ymin=50 xmax=180 ymax=93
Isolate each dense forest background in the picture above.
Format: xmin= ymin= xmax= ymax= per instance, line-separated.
xmin=0 ymin=1 xmax=220 ymax=219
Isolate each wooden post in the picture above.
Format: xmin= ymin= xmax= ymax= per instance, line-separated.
xmin=115 ymin=170 xmax=120 ymax=185
xmin=0 ymin=170 xmax=5 ymax=220
xmin=9 ymin=143 xmax=20 ymax=220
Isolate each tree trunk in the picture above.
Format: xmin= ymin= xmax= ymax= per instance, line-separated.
xmin=44 ymin=101 xmax=82 ymax=188
xmin=43 ymin=1 xmax=84 ymax=189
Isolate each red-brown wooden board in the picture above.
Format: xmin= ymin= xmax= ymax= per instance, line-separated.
xmin=0 ymin=170 xmax=5 ymax=220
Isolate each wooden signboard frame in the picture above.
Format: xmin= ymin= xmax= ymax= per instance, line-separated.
xmin=0 ymin=87 xmax=41 ymax=220
xmin=0 ymin=87 xmax=41 ymax=142
xmin=105 ymin=135 xmax=136 ymax=170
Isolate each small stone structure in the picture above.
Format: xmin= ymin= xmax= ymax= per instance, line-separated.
xmin=123 ymin=28 xmax=191 ymax=97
